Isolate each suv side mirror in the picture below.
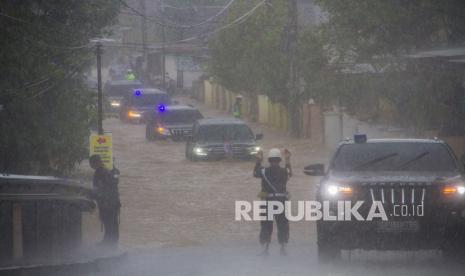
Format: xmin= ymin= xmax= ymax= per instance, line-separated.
xmin=304 ymin=164 xmax=325 ymax=176
xmin=255 ymin=133 xmax=264 ymax=140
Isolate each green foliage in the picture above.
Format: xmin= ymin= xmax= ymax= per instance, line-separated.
xmin=0 ymin=0 xmax=120 ymax=175
xmin=209 ymin=0 xmax=289 ymax=103
xmin=317 ymin=0 xmax=465 ymax=133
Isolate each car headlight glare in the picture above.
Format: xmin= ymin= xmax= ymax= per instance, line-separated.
xmin=193 ymin=147 xmax=207 ymax=156
xmin=128 ymin=111 xmax=141 ymax=118
xmin=442 ymin=185 xmax=465 ymax=195
xmin=110 ymin=100 xmax=121 ymax=107
xmin=325 ymin=182 xmax=352 ymax=197
xmin=249 ymin=146 xmax=261 ymax=154
xmin=157 ymin=127 xmax=170 ymax=135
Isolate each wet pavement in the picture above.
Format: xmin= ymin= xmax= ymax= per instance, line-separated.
xmin=83 ymin=96 xmax=465 ymax=275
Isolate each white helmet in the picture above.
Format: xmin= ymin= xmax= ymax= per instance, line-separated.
xmin=267 ymin=148 xmax=282 ymax=159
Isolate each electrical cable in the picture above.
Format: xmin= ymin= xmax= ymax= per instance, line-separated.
xmin=120 ymin=0 xmax=236 ymax=29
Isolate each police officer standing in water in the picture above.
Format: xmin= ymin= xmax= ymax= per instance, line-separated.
xmin=89 ymin=154 xmax=121 ymax=247
xmin=254 ymin=148 xmax=292 ymax=256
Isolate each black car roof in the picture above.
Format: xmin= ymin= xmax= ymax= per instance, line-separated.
xmin=340 ymin=138 xmax=445 ymax=145
xmin=127 ymin=88 xmax=168 ymax=95
xmin=162 ymin=105 xmax=198 ymax=111
xmin=108 ymin=80 xmax=142 ymax=86
xmin=197 ymin=118 xmax=246 ymax=126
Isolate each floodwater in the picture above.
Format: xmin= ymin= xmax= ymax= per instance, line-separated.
xmin=83 ymin=97 xmax=465 ymax=275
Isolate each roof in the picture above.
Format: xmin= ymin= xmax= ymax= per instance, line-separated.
xmin=163 ymin=105 xmax=198 ymax=111
xmin=0 ymin=173 xmax=88 ymax=188
xmin=340 ymin=138 xmax=444 ymax=145
xmin=108 ymin=79 xmax=142 ymax=86
xmin=0 ymin=173 xmax=93 ymax=204
xmin=197 ymin=117 xmax=246 ymax=126
xmin=129 ymin=88 xmax=168 ymax=95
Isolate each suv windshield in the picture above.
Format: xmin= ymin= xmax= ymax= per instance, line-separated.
xmin=197 ymin=124 xmax=254 ymax=142
xmin=131 ymin=94 xmax=171 ymax=106
xmin=105 ymin=83 xmax=142 ymax=97
xmin=160 ymin=110 xmax=203 ymax=124
xmin=332 ymin=142 xmax=457 ymax=172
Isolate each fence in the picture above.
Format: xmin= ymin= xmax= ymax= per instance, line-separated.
xmin=198 ymin=80 xmax=324 ymax=145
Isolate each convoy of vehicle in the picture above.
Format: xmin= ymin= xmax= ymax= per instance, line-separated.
xmin=119 ymin=88 xmax=171 ymax=123
xmin=113 ymin=82 xmax=465 ymax=261
xmin=304 ymin=135 xmax=465 ymax=261
xmin=103 ymin=79 xmax=143 ymax=114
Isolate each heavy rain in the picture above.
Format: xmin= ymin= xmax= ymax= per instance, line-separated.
xmin=2 ymin=1 xmax=465 ymax=276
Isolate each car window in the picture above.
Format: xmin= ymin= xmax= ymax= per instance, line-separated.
xmin=105 ymin=84 xmax=142 ymax=97
xmin=130 ymin=94 xmax=171 ymax=106
xmin=159 ymin=110 xmax=203 ymax=124
xmin=332 ymin=142 xmax=458 ymax=172
xmin=197 ymin=124 xmax=254 ymax=142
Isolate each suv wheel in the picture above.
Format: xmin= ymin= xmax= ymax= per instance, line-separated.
xmin=317 ymin=240 xmax=340 ymax=262
xmin=442 ymin=226 xmax=465 ymax=259
xmin=146 ymin=124 xmax=155 ymax=141
xmin=317 ymin=222 xmax=340 ymax=262
xmin=186 ymin=147 xmax=197 ymax=161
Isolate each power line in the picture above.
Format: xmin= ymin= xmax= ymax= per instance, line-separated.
xmin=116 ymin=0 xmax=266 ymax=46
xmin=157 ymin=0 xmax=236 ymax=29
xmin=120 ymin=0 xmax=236 ymax=29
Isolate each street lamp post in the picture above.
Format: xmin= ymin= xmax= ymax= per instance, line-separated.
xmin=96 ymin=42 xmax=104 ymax=135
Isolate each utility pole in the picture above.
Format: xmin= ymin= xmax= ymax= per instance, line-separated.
xmin=161 ymin=0 xmax=166 ymax=89
xmin=286 ymin=0 xmax=300 ymax=137
xmin=139 ymin=0 xmax=148 ymax=80
xmin=96 ymin=42 xmax=104 ymax=135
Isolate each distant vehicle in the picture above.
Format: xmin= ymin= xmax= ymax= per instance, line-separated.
xmin=108 ymin=64 xmax=129 ymax=81
xmin=304 ymin=135 xmax=465 ymax=261
xmin=145 ymin=105 xmax=203 ymax=141
xmin=120 ymin=88 xmax=171 ymax=123
xmin=186 ymin=118 xmax=263 ymax=161
xmin=103 ymin=79 xmax=143 ymax=114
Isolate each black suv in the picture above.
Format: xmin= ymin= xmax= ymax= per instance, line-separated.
xmin=119 ymin=88 xmax=171 ymax=123
xmin=103 ymin=79 xmax=143 ymax=113
xmin=305 ymin=136 xmax=465 ymax=261
xmin=185 ymin=118 xmax=263 ymax=161
xmin=145 ymin=105 xmax=203 ymax=141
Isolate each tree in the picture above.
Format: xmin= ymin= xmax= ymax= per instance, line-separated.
xmin=209 ymin=0 xmax=290 ymax=108
xmin=316 ymin=0 xmax=465 ymax=133
xmin=0 ymin=1 xmax=120 ymax=175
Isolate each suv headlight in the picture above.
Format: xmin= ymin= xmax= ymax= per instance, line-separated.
xmin=193 ymin=147 xmax=208 ymax=156
xmin=128 ymin=111 xmax=141 ymax=118
xmin=248 ymin=146 xmax=261 ymax=155
xmin=157 ymin=127 xmax=170 ymax=135
xmin=442 ymin=184 xmax=465 ymax=196
xmin=324 ymin=182 xmax=353 ymax=197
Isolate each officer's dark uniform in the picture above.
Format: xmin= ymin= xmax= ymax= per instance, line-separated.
xmin=253 ymin=163 xmax=290 ymax=245
xmin=93 ymin=167 xmax=121 ymax=245
xmin=233 ymin=101 xmax=241 ymax=118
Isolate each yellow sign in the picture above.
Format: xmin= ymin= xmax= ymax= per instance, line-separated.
xmin=89 ymin=133 xmax=113 ymax=170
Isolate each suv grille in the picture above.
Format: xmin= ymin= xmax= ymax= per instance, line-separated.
xmin=170 ymin=128 xmax=192 ymax=137
xmin=365 ymin=185 xmax=428 ymax=205
xmin=208 ymin=144 xmax=250 ymax=157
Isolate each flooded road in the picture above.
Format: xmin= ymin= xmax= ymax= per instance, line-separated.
xmin=85 ymin=97 xmax=465 ymax=275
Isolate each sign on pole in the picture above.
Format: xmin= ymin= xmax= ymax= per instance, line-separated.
xmin=89 ymin=133 xmax=113 ymax=170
